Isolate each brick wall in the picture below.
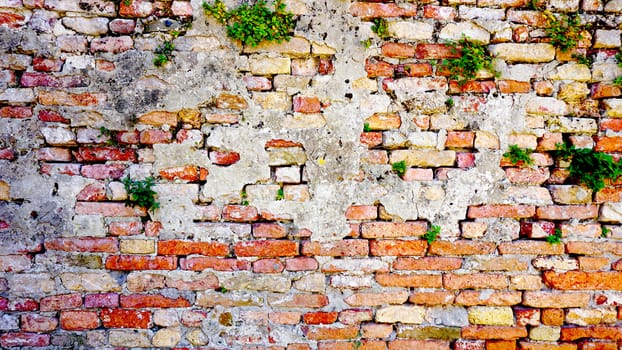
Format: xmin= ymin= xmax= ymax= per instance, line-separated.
xmin=0 ymin=0 xmax=622 ymax=349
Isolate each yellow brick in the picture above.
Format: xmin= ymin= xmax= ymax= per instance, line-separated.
xmin=0 ymin=181 xmax=9 ymax=201
xmin=529 ymin=326 xmax=560 ymax=341
xmin=468 ymin=306 xmax=514 ymax=326
xmin=121 ymin=239 xmax=155 ymax=254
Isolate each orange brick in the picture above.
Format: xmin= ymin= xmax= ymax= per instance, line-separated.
xmin=370 ymin=240 xmax=427 ymax=257
xmin=415 ymin=44 xmax=460 ymax=59
xmin=362 ymin=323 xmax=392 ymax=338
xmin=346 ymin=205 xmax=378 ymax=220
xmin=120 ymin=294 xmax=190 ymax=308
xmin=445 ymin=131 xmax=475 ymax=148
xmin=408 ymin=291 xmax=455 ymax=305
xmin=365 ymin=112 xmax=401 ymax=130
xmin=375 ymin=273 xmax=442 ymax=288
xmin=381 ymin=43 xmax=415 ymax=58
xmin=105 ymin=255 xmax=176 ymax=270
xmin=389 ymin=340 xmax=450 ymax=350
xmin=523 ymin=292 xmax=590 ymax=308
xmin=302 ymin=240 xmax=369 ymax=257
xmin=454 ymin=291 xmax=522 ymax=306
xmin=234 ymin=240 xmax=298 ymax=257
xmin=600 ymin=119 xmax=622 ymax=132
xmin=253 ymin=258 xmax=285 ymax=273
xmin=462 ymin=326 xmax=527 ymax=340
xmin=498 ymin=241 xmax=564 ymax=255
xmin=158 ymin=240 xmax=229 ymax=256
xmin=396 ymin=63 xmax=433 ymax=77
xmin=560 ymin=326 xmax=622 ymax=341
xmin=541 ymin=308 xmax=565 ymax=326
xmin=498 ymin=80 xmax=531 ymax=94
xmin=360 ymin=132 xmax=383 ymax=148
xmin=60 ymin=311 xmax=99 ymax=330
xmin=269 ymin=312 xmax=301 ymax=325
xmin=518 ymin=342 xmax=577 ymax=350
xmin=536 ymin=205 xmax=599 ymax=220
xmin=100 ymin=308 xmax=151 ymax=328
xmin=44 ymin=237 xmax=118 ymax=253
xmin=592 ymin=83 xmax=622 ymax=99
xmin=505 ymin=168 xmax=550 ymax=185
xmin=565 ymin=242 xmax=622 ymax=256
xmin=303 ymin=325 xmax=359 ymax=340
xmin=468 ymin=205 xmax=535 ymax=218
xmin=578 ymin=256 xmax=609 ymax=271
xmin=365 ymin=59 xmax=393 ymax=78
xmin=594 ymin=136 xmax=622 ymax=152
xmin=303 ymin=312 xmax=338 ymax=325
xmin=577 ymin=341 xmax=618 ymax=350
xmin=179 ymin=257 xmax=250 ymax=271
xmin=486 ymin=340 xmax=516 ymax=350
xmin=361 ymin=222 xmax=427 ymax=238
xmin=428 ymin=240 xmax=495 ymax=256
xmin=543 ymin=271 xmax=622 ymax=290
xmin=393 ymin=257 xmax=462 ymax=270
xmin=344 ymin=291 xmax=408 ymax=306
xmin=443 ymin=274 xmax=508 ymax=290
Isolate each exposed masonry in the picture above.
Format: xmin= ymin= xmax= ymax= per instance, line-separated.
xmin=1 ymin=0 xmax=622 ymax=349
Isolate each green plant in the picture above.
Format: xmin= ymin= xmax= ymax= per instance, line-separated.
xmin=527 ymin=0 xmax=545 ymax=10
xmin=361 ymin=38 xmax=372 ymax=48
xmin=423 ymin=225 xmax=440 ymax=244
xmin=546 ymin=228 xmax=562 ymax=244
xmin=445 ymin=98 xmax=454 ymax=108
xmin=98 ymin=127 xmax=118 ymax=146
xmin=203 ymin=0 xmax=295 ymax=47
xmin=153 ymin=41 xmax=175 ymax=67
xmin=276 ymin=187 xmax=284 ymax=200
xmin=616 ymin=51 xmax=622 ymax=67
xmin=216 ymin=286 xmax=228 ymax=293
xmin=601 ymin=226 xmax=610 ymax=238
xmin=122 ymin=177 xmax=159 ymax=212
xmin=571 ymin=53 xmax=592 ymax=66
xmin=440 ymin=36 xmax=495 ymax=86
xmin=613 ymin=76 xmax=622 ymax=87
xmin=363 ymin=122 xmax=371 ymax=132
xmin=503 ymin=144 xmax=534 ymax=166
xmin=555 ymin=142 xmax=622 ymax=192
xmin=392 ymin=160 xmax=407 ymax=177
xmin=123 ymin=0 xmax=132 ymax=5
xmin=240 ymin=190 xmax=249 ymax=206
xmin=371 ymin=18 xmax=389 ymax=39
xmin=544 ymin=12 xmax=588 ymax=52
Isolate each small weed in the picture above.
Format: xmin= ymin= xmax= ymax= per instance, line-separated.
xmin=555 ymin=142 xmax=622 ymax=192
xmin=203 ymin=0 xmax=295 ymax=47
xmin=613 ymin=76 xmax=622 ymax=87
xmin=371 ymin=18 xmax=389 ymax=39
xmin=440 ymin=36 xmax=495 ymax=86
xmin=392 ymin=160 xmax=407 ymax=177
xmin=153 ymin=41 xmax=175 ymax=67
xmin=503 ymin=144 xmax=534 ymax=167
xmin=216 ymin=286 xmax=228 ymax=293
xmin=544 ymin=12 xmax=589 ymax=52
xmin=571 ymin=53 xmax=592 ymax=66
xmin=601 ymin=226 xmax=611 ymax=238
xmin=276 ymin=187 xmax=284 ymax=200
xmin=363 ymin=122 xmax=371 ymax=132
xmin=240 ymin=190 xmax=249 ymax=206
xmin=445 ymin=98 xmax=454 ymax=108
xmin=361 ymin=38 xmax=372 ymax=48
xmin=423 ymin=225 xmax=440 ymax=244
xmin=616 ymin=51 xmax=622 ymax=67
xmin=546 ymin=228 xmax=562 ymax=244
xmin=98 ymin=127 xmax=118 ymax=146
xmin=123 ymin=0 xmax=132 ymax=5
xmin=122 ymin=177 xmax=159 ymax=212
xmin=353 ymin=340 xmax=362 ymax=350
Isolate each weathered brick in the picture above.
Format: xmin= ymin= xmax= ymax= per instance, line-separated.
xmin=105 ymin=255 xmax=176 ymax=270
xmin=303 ymin=312 xmax=338 ymax=325
xmin=370 ymin=240 xmax=426 ymax=256
xmin=180 ymin=257 xmax=250 ymax=271
xmin=100 ymin=308 xmax=151 ymax=328
xmin=444 ymin=273 xmax=508 ymax=290
xmin=60 ymin=310 xmax=99 ymax=330
xmin=467 ymin=205 xmax=535 ymax=218
xmin=462 ymin=326 xmax=527 ymax=340
xmin=75 ymin=202 xmax=146 ymax=217
xmin=523 ymin=292 xmax=591 ymax=308
xmin=158 ymin=240 xmax=229 ymax=256
xmin=40 ymin=293 xmax=82 ymax=311
xmin=361 ymin=221 xmax=426 ymax=238
xmin=543 ymin=271 xmax=622 ymax=291
xmin=81 ymin=164 xmax=126 ymax=179
xmin=344 ymin=291 xmax=409 ymax=306
xmin=429 ymin=240 xmax=495 ymax=256
xmin=253 ymin=258 xmax=285 ymax=273
xmin=0 ymin=106 xmax=32 ymax=118
xmin=389 ymin=340 xmax=450 ymax=350
xmin=302 ymin=240 xmax=369 ymax=257
xmin=21 ymin=314 xmax=58 ymax=332
xmin=499 ymin=241 xmax=564 ymax=255
xmin=455 ymin=291 xmax=522 ymax=306
xmin=393 ymin=257 xmax=462 ymax=270
xmin=349 ymin=2 xmax=417 ymax=18
xmin=235 ymin=240 xmax=298 ymax=257
xmin=536 ymin=205 xmax=599 ymax=220
xmin=45 ymin=237 xmax=118 ymax=253
xmin=376 ymin=273 xmax=441 ymax=288
xmin=303 ymin=325 xmax=359 ymax=340
xmin=285 ymin=257 xmax=318 ymax=271
xmin=120 ymin=294 xmax=190 ymax=308
xmin=560 ymin=326 xmax=622 ymax=341
xmin=268 ymin=293 xmax=329 ymax=308
xmin=84 ymin=293 xmax=118 ymax=308
xmin=0 ymin=333 xmax=50 ymax=347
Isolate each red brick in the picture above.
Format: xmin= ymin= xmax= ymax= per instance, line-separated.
xmin=345 ymin=205 xmax=377 ymax=220
xmin=303 ymin=312 xmax=338 ymax=325
xmin=90 ymin=36 xmax=133 ymax=54
xmin=293 ymin=96 xmax=321 ymax=113
xmin=444 ymin=273 xmax=508 ymax=290
xmin=578 ymin=341 xmax=618 ymax=350
xmin=360 ymin=132 xmax=383 ymax=148
xmin=108 ymin=221 xmax=142 ymax=236
xmin=302 ymin=240 xmax=369 ymax=257
xmin=105 ymin=255 xmax=176 ymax=270
xmin=20 ymin=72 xmax=88 ymax=88
xmin=100 ymin=308 xmax=151 ymax=328
xmin=536 ymin=205 xmax=599 ymax=220
xmin=285 ymin=257 xmax=318 ymax=271
xmin=365 ymin=59 xmax=394 ymax=78
xmin=38 ymin=90 xmax=106 ymax=106
xmin=265 ymin=139 xmax=303 ymax=148
xmin=84 ymin=293 xmax=118 ymax=308
xmin=139 ymin=129 xmax=172 ymax=144
xmin=80 ymin=164 xmax=126 ymax=179
xmin=462 ymin=326 xmax=527 ymax=340
xmin=467 ymin=205 xmax=535 ymax=218
xmin=389 ymin=340 xmax=450 ymax=350
xmin=76 ymin=182 xmax=106 ymax=201
xmin=210 ymin=150 xmax=241 ymax=165
xmin=253 ymin=258 xmax=285 ymax=273
xmin=445 ymin=131 xmax=475 ymax=148
xmin=498 ymin=80 xmax=531 ymax=94
xmin=303 ymin=325 xmax=359 ymax=340
xmin=21 ymin=314 xmax=58 ymax=332
xmin=40 ymin=293 xmax=82 ymax=311
xmin=370 ymin=240 xmax=427 ymax=256
xmin=60 ymin=310 xmax=99 ymax=330
xmin=560 ymin=326 xmax=622 ymax=341
xmin=0 ymin=106 xmax=32 ymax=118
xmin=45 ymin=237 xmax=118 ymax=253
xmin=349 ymin=2 xmax=417 ymax=18
xmin=382 ymin=43 xmax=415 ymax=58
xmin=235 ymin=240 xmax=298 ymax=257
xmin=36 ymin=147 xmax=72 ymax=161
xmin=33 ymin=57 xmax=63 ymax=72
xmin=116 ymin=130 xmax=139 ymax=144
xmin=223 ymin=205 xmax=259 ymax=222
xmin=180 ymin=257 xmax=250 ymax=271
xmin=75 ymin=202 xmax=147 ymax=217
xmin=0 ymin=333 xmax=50 ymax=347
xmin=514 ymin=308 xmax=540 ymax=327
xmin=423 ymin=5 xmax=456 ymax=20
xmin=498 ymin=241 xmax=564 ymax=255
xmin=318 ymin=59 xmax=334 ymax=75
xmin=543 ymin=271 xmax=622 ymax=290
xmin=415 ymin=44 xmax=460 ymax=59
xmin=396 ymin=63 xmax=433 ymax=77
xmin=375 ymin=273 xmax=442 ymax=288
xmin=408 ymin=291 xmax=455 ymax=305
xmin=486 ymin=340 xmax=517 ymax=350
xmin=120 ymin=294 xmax=191 ymax=308
xmin=0 ymin=11 xmax=25 ymax=28
xmin=38 ymin=109 xmax=71 ymax=124
xmin=520 ymin=221 xmax=556 ymax=238
xmin=0 ymin=148 xmax=14 ymax=160
xmin=158 ymin=240 xmax=229 ymax=256
xmin=9 ymin=299 xmax=38 ymax=311
xmin=522 ymin=292 xmax=591 ymax=308
xmin=591 ymin=83 xmax=621 ymax=99
xmin=253 ymin=223 xmax=287 ymax=238
xmin=393 ymin=257 xmax=462 ymax=270
xmin=449 ymin=80 xmax=496 ymax=94
xmin=594 ymin=136 xmax=622 ymax=152
xmin=159 ymin=165 xmax=204 ymax=182
xmin=455 ymin=291 xmax=522 ymax=306
xmin=457 ymin=152 xmax=476 ymax=168
xmin=429 ymin=240 xmax=496 ymax=256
